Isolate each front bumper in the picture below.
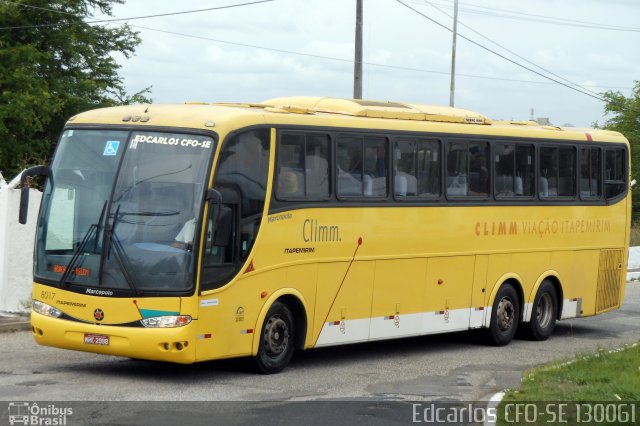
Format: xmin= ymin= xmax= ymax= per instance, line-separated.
xmin=31 ymin=311 xmax=196 ymax=364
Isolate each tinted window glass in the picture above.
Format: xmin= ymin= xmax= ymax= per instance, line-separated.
xmin=540 ymin=146 xmax=576 ymax=197
xmin=558 ymin=147 xmax=576 ymax=196
xmin=495 ymin=143 xmax=534 ymax=197
xmin=447 ymin=141 xmax=489 ymax=197
xmin=394 ymin=139 xmax=440 ymax=198
xmin=201 ymin=129 xmax=270 ymax=290
xmin=605 ymin=148 xmax=626 ymax=199
xmin=306 ymin=134 xmax=331 ymax=198
xmin=277 ymin=134 xmax=305 ymax=198
xmin=276 ymin=133 xmax=330 ymax=200
xmin=539 ymin=147 xmax=558 ymax=197
xmin=337 ymin=135 xmax=387 ymax=197
xmin=580 ymin=147 xmax=601 ymax=199
xmin=213 ymin=130 xmax=270 ymax=258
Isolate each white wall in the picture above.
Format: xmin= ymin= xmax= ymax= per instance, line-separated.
xmin=0 ymin=187 xmax=42 ymax=312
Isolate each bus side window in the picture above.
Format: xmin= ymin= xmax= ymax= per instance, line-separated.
xmin=363 ymin=137 xmax=388 ymax=196
xmin=539 ymin=147 xmax=558 ymax=197
xmin=558 ymin=147 xmax=576 ymax=197
xmin=447 ymin=143 xmax=468 ymax=196
xmin=201 ymin=129 xmax=270 ymax=291
xmin=276 ymin=133 xmax=330 ymax=200
xmin=447 ymin=141 xmax=488 ymax=197
xmin=394 ymin=139 xmax=440 ymax=199
xmin=605 ymin=148 xmax=626 ymax=199
xmin=495 ymin=144 xmax=514 ymax=197
xmin=495 ymin=143 xmax=534 ymax=198
xmin=203 ymin=204 xmax=235 ymax=267
xmin=306 ymin=134 xmax=330 ymax=198
xmin=580 ymin=147 xmax=601 ymax=199
xmin=540 ymin=146 xmax=576 ymax=198
xmin=337 ymin=136 xmax=364 ymax=197
xmin=516 ymin=145 xmax=534 ymax=196
xmin=277 ymin=135 xmax=305 ymax=198
xmin=337 ymin=135 xmax=388 ymax=198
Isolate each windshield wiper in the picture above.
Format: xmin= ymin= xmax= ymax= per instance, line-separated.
xmin=93 ymin=200 xmax=108 ymax=252
xmin=107 ymin=231 xmax=141 ymax=295
xmin=58 ymin=224 xmax=96 ymax=287
xmin=103 ymin=205 xmax=142 ymax=295
xmin=58 ymin=201 xmax=107 ymax=287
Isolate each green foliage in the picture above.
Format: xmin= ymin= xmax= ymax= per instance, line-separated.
xmin=0 ymin=0 xmax=151 ymax=178
xmin=596 ymin=81 xmax=640 ymax=219
xmin=498 ymin=343 xmax=640 ymax=425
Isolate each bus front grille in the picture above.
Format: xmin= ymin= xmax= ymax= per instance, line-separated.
xmin=596 ymin=249 xmax=624 ymax=313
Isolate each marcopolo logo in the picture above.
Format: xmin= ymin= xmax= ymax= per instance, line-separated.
xmin=93 ymin=309 xmax=105 ymax=322
xmin=7 ymin=402 xmax=73 ymax=425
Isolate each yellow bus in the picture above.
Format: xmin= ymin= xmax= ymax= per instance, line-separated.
xmin=23 ymin=97 xmax=630 ymax=373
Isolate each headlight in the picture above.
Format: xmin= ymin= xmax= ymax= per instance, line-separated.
xmin=140 ymin=315 xmax=191 ymax=328
xmin=33 ymin=300 xmax=63 ymax=318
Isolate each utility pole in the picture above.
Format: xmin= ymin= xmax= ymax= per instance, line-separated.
xmin=449 ymin=0 xmax=459 ymax=107
xmin=353 ymin=0 xmax=363 ymax=99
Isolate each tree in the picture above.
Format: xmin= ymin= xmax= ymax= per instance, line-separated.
xmin=0 ymin=0 xmax=151 ymax=178
xmin=597 ymin=81 xmax=640 ymax=218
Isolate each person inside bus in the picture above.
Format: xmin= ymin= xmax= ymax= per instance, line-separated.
xmin=172 ymin=199 xmax=200 ymax=251
xmin=337 ymin=144 xmax=367 ymax=196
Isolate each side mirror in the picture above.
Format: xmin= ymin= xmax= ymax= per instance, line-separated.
xmin=19 ymin=187 xmax=30 ymax=225
xmin=18 ymin=165 xmax=50 ymax=225
xmin=205 ymin=188 xmax=222 ymax=203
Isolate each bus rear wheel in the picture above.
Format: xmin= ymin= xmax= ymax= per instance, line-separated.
xmin=486 ymin=284 xmax=520 ymax=346
xmin=254 ymin=301 xmax=295 ymax=374
xmin=526 ymin=280 xmax=557 ymax=341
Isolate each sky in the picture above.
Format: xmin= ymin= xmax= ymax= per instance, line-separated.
xmin=102 ymin=0 xmax=639 ymax=128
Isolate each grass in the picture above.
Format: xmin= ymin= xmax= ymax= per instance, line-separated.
xmin=497 ymin=343 xmax=640 ymax=425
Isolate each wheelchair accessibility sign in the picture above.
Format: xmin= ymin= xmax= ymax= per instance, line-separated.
xmin=103 ymin=140 xmax=120 ymax=156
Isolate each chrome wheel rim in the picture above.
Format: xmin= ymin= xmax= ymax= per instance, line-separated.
xmin=497 ymin=297 xmax=515 ymax=332
xmin=536 ymin=293 xmax=553 ymax=329
xmin=263 ymin=315 xmax=289 ymax=357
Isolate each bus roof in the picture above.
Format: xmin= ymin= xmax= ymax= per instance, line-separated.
xmin=67 ymin=96 xmax=628 ymax=144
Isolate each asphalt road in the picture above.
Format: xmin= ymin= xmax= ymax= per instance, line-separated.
xmin=0 ymin=283 xmax=638 ymax=425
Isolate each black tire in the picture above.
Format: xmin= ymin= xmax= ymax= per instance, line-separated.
xmin=254 ymin=301 xmax=295 ymax=374
xmin=526 ymin=280 xmax=557 ymax=341
xmin=486 ymin=284 xmax=520 ymax=346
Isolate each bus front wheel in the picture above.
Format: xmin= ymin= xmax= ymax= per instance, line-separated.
xmin=486 ymin=284 xmax=520 ymax=346
xmin=254 ymin=301 xmax=295 ymax=374
xmin=526 ymin=280 xmax=557 ymax=341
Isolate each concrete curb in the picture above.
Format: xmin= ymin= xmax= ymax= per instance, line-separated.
xmin=0 ymin=315 xmax=30 ymax=333
xmin=485 ymin=391 xmax=505 ymax=426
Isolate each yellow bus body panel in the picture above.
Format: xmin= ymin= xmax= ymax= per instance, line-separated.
xmin=31 ymin=99 xmax=630 ymax=363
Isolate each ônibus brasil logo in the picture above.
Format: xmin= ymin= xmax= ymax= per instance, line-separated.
xmin=7 ymin=402 xmax=73 ymax=425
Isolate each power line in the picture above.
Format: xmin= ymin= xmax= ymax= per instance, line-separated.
xmin=0 ymin=0 xmax=275 ymax=30
xmin=131 ymin=24 xmax=630 ymax=91
xmin=1 ymin=0 xmax=630 ymax=92
xmin=395 ymin=0 xmax=608 ymax=102
xmin=403 ymin=0 xmax=640 ymax=33
xmin=419 ymin=0 xmax=602 ymax=98
xmin=458 ymin=2 xmax=640 ymax=33
xmin=2 ymin=1 xmax=75 ymax=16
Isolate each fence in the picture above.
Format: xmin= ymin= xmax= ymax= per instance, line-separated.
xmin=0 ymin=171 xmax=42 ymax=312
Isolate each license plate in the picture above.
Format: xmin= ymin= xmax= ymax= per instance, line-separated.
xmin=84 ymin=333 xmax=110 ymax=346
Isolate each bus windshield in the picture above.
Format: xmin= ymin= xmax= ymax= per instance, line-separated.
xmin=35 ymin=129 xmax=214 ymax=294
